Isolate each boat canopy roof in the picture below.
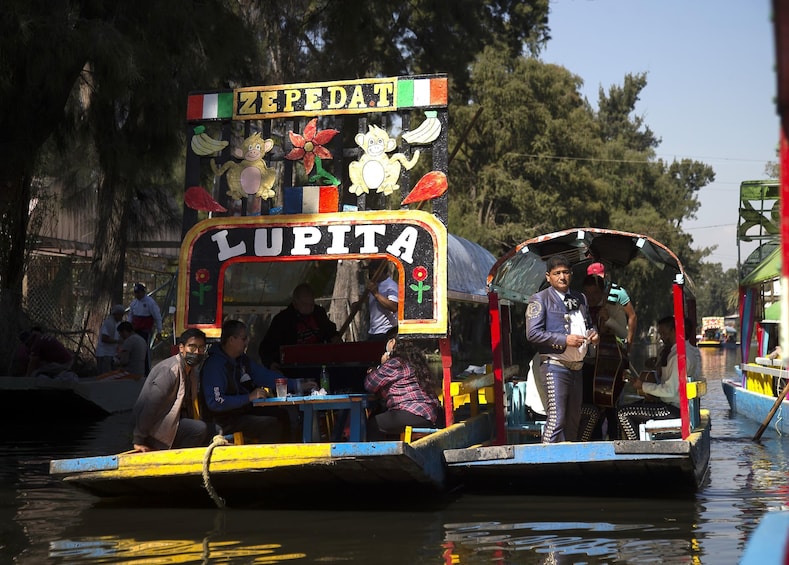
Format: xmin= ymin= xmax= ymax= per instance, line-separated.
xmin=487 ymin=228 xmax=692 ymax=303
xmin=447 ymin=234 xmax=496 ymax=303
xmin=740 ymin=245 xmax=781 ymax=287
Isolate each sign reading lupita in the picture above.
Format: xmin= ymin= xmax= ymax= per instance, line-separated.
xmin=177 ymin=210 xmax=448 ymax=338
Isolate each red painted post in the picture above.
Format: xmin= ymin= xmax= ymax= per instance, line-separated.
xmin=488 ymin=291 xmax=506 ymax=444
xmin=672 ymin=284 xmax=691 ymax=439
xmin=439 ymin=336 xmax=454 ymax=427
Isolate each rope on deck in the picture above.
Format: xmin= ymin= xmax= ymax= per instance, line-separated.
xmin=202 ymin=434 xmax=230 ymax=508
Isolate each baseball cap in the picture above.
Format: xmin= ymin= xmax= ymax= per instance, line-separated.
xmin=111 ymin=304 xmax=125 ymax=315
xmin=133 ymin=283 xmax=146 ymax=293
xmin=587 ymin=262 xmax=605 ymax=276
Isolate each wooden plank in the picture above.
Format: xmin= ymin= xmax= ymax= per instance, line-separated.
xmin=457 ymin=365 xmax=519 ymax=395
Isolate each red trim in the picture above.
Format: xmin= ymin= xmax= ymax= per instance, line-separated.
xmin=488 ymin=291 xmax=506 ymax=444
xmin=430 ymin=78 xmax=448 ymax=105
xmin=673 ymin=283 xmax=691 ymax=438
xmin=781 ymin=132 xmax=789 ymax=288
xmin=439 ymin=337 xmax=454 ymax=426
xmin=186 ymin=95 xmax=204 ymax=121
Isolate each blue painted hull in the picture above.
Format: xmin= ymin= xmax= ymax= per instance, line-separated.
xmin=740 ymin=511 xmax=789 ymax=565
xmin=444 ymin=415 xmax=711 ymax=496
xmin=722 ymin=378 xmax=789 ymax=435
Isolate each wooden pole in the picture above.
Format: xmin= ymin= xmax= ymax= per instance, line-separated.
xmin=338 ymin=108 xmax=481 ymax=339
xmin=337 ymin=259 xmax=389 ymax=338
xmin=752 ymin=380 xmax=789 ymax=441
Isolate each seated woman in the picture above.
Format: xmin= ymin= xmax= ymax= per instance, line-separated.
xmin=364 ymin=336 xmax=441 ymax=439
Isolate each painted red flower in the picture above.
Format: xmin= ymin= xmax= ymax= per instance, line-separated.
xmin=285 ymin=118 xmax=339 ymax=174
xmin=195 ymin=268 xmax=211 ymax=284
xmin=412 ymin=266 xmax=428 ymax=282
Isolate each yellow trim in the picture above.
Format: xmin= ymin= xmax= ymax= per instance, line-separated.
xmin=72 ymin=444 xmax=335 ymax=480
xmin=686 ymin=379 xmax=707 ymax=399
xmin=745 ymin=370 xmax=774 ymax=395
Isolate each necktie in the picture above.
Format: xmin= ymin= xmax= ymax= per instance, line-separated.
xmin=564 ymin=296 xmax=579 ymax=311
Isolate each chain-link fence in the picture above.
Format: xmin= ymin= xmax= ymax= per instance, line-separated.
xmin=21 ymin=250 xmax=176 ymax=376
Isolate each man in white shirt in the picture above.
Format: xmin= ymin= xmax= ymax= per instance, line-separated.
xmin=96 ymin=304 xmax=125 ymax=374
xmin=365 ymin=260 xmax=398 ymax=341
xmin=616 ymin=315 xmax=700 ymax=440
xmin=128 ymin=282 xmax=163 ymax=374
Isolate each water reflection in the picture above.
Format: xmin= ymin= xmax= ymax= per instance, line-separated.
xmin=442 ymin=495 xmax=701 ymax=564
xmin=2 ymin=346 xmax=787 ymax=564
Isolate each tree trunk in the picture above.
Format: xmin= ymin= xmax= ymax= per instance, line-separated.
xmin=330 ymin=260 xmax=363 ymax=341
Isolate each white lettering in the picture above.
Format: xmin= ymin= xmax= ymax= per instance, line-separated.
xmin=386 ymin=226 xmax=418 ymax=264
xmin=355 ymin=225 xmax=386 ymax=253
xmin=254 ymin=228 xmax=284 ymax=256
xmin=326 ymin=225 xmax=351 ymax=254
xmin=211 ymin=230 xmax=246 ymax=261
xmin=292 ymin=226 xmax=322 ymax=255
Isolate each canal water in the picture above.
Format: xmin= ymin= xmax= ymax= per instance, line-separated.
xmin=1 ymin=347 xmax=787 ymax=564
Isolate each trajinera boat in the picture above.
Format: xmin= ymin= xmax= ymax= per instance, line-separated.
xmin=444 ymin=228 xmax=712 ymax=495
xmin=722 ymin=181 xmax=788 ymax=435
xmin=50 ymin=73 xmax=500 ymax=507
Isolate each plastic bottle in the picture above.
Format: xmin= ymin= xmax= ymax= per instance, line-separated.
xmin=320 ymin=365 xmax=330 ymax=393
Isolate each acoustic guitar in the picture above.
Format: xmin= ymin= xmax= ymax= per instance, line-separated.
xmin=592 ymin=333 xmax=628 ymax=407
xmin=634 ymin=369 xmax=660 ymax=402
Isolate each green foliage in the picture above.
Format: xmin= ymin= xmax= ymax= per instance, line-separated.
xmin=0 ymin=0 xmax=725 ymax=354
xmin=694 ymin=264 xmax=739 ymax=319
xmin=448 ymin=48 xmax=716 ymax=330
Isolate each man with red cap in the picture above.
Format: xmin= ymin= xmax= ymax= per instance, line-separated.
xmin=585 ymin=262 xmax=637 ymax=352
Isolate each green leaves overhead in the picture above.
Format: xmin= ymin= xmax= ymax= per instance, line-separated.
xmin=448 ymin=47 xmax=717 ymax=325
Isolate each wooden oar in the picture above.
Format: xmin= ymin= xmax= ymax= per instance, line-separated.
xmin=752 ymin=380 xmax=789 ymax=441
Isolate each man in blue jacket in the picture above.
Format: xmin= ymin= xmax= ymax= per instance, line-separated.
xmin=201 ymin=319 xmax=283 ymax=443
xmin=526 ymin=255 xmax=599 ymax=443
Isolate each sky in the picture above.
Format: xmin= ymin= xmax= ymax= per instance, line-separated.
xmin=542 ymin=0 xmax=779 ymax=272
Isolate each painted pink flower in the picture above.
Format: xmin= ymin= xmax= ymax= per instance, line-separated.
xmin=285 ymin=118 xmax=339 ymax=174
xmin=413 ymin=266 xmax=428 ymax=282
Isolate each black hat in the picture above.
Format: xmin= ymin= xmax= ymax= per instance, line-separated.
xmin=133 ymin=283 xmax=146 ymax=293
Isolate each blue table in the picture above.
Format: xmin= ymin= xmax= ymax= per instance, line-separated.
xmin=254 ymin=394 xmax=371 ymax=442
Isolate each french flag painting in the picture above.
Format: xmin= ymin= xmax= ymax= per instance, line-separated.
xmin=283 ymin=186 xmax=339 ymax=214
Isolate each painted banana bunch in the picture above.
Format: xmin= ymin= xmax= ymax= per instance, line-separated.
xmin=191 ymin=125 xmax=229 ymax=156
xmin=402 ymin=110 xmax=441 ymax=145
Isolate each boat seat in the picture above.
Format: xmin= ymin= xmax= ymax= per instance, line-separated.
xmin=639 ymin=418 xmax=682 ymax=441
xmin=400 ymin=426 xmax=438 ymax=443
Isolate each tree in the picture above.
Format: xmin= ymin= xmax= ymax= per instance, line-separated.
xmin=448 ymin=50 xmax=716 ymax=329
xmin=240 ymin=0 xmax=550 ymax=101
xmin=694 ymin=263 xmax=739 ymax=319
xmin=0 ymin=0 xmax=261 ymax=362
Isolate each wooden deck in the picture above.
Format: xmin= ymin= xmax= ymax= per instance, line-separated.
xmin=444 ymin=414 xmax=711 ymax=496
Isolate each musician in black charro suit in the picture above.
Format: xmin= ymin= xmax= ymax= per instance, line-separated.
xmin=526 ymin=255 xmax=599 ymax=443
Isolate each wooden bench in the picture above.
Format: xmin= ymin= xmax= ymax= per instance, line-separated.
xmin=639 ymin=418 xmax=683 ymax=441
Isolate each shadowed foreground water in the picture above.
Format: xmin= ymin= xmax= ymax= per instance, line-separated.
xmin=1 ymin=347 xmax=787 ymax=564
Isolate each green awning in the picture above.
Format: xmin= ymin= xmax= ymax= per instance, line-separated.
xmin=740 ymin=245 xmax=781 ymax=286
xmin=763 ymin=301 xmax=781 ymax=322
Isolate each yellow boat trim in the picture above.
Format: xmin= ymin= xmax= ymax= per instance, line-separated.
xmin=74 ymin=444 xmax=335 ymax=480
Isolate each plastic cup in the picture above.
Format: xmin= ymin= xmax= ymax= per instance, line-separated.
xmin=275 ymin=378 xmax=288 ymax=398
